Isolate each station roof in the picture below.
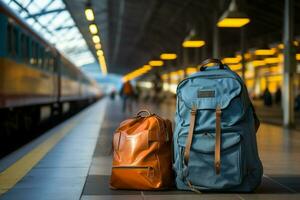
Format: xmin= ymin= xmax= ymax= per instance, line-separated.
xmin=2 ymin=0 xmax=95 ymax=66
xmin=3 ymin=0 xmax=300 ymax=76
xmin=64 ymin=0 xmax=300 ymax=75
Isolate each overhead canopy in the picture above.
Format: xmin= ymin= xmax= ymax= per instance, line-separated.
xmin=64 ymin=0 xmax=300 ymax=75
xmin=2 ymin=0 xmax=95 ymax=66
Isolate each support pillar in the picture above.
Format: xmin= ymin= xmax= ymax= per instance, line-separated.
xmin=213 ymin=11 xmax=219 ymax=58
xmin=240 ymin=27 xmax=246 ymax=80
xmin=283 ymin=0 xmax=296 ymax=127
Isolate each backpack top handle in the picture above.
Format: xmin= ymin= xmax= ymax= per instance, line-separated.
xmin=199 ymin=58 xmax=224 ymax=71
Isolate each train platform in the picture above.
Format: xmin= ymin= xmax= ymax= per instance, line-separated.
xmin=0 ymin=97 xmax=300 ymax=200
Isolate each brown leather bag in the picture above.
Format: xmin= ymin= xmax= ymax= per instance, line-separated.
xmin=110 ymin=110 xmax=173 ymax=190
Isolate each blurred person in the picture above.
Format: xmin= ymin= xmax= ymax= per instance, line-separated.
xmin=120 ymin=81 xmax=134 ymax=113
xmin=110 ymin=88 xmax=116 ymax=100
xmin=152 ymin=72 xmax=163 ymax=103
xmin=275 ymin=86 xmax=282 ymax=105
xmin=263 ymin=87 xmax=273 ymax=107
xmin=295 ymin=93 xmax=300 ymax=111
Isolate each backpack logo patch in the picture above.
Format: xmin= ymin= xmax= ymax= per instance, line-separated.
xmin=197 ymin=90 xmax=215 ymax=98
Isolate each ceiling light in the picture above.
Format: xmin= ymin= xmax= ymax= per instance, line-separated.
xmin=92 ymin=35 xmax=100 ymax=43
xmin=254 ymin=49 xmax=276 ymax=56
xmin=182 ymin=29 xmax=205 ymax=48
xmin=89 ymin=24 xmax=98 ymax=34
xmin=218 ymin=18 xmax=250 ymax=28
xmin=95 ymin=43 xmax=101 ymax=50
xmin=182 ymin=40 xmax=205 ymax=48
xmin=264 ymin=57 xmax=280 ymax=64
xmin=186 ymin=67 xmax=197 ymax=75
xmin=142 ymin=65 xmax=152 ymax=71
xmin=98 ymin=55 xmax=107 ymax=75
xmin=296 ymin=54 xmax=300 ymax=61
xmin=222 ymin=57 xmax=241 ymax=64
xmin=123 ymin=65 xmax=151 ymax=81
xmin=251 ymin=60 xmax=266 ymax=67
xmin=228 ymin=63 xmax=242 ymax=70
xmin=217 ymin=0 xmax=250 ymax=28
xmin=85 ymin=8 xmax=94 ymax=21
xmin=97 ymin=50 xmax=103 ymax=56
xmin=160 ymin=53 xmax=177 ymax=60
xmin=149 ymin=60 xmax=164 ymax=66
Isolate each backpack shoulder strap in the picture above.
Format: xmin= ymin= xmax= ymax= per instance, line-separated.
xmin=183 ymin=106 xmax=197 ymax=165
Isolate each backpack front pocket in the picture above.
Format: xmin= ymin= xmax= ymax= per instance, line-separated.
xmin=178 ymin=132 xmax=244 ymax=189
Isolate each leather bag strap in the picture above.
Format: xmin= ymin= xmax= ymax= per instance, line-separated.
xmin=215 ymin=106 xmax=222 ymax=174
xmin=183 ymin=106 xmax=197 ymax=165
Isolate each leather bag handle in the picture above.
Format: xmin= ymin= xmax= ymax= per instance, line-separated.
xmin=136 ymin=110 xmax=151 ymax=117
xmin=199 ymin=58 xmax=224 ymax=71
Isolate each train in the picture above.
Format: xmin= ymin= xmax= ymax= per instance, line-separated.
xmin=0 ymin=1 xmax=102 ymax=155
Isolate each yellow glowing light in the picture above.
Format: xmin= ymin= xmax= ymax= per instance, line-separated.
xmin=245 ymin=71 xmax=254 ymax=79
xmin=269 ymin=66 xmax=280 ymax=73
xmin=235 ymin=53 xmax=251 ymax=60
xmin=149 ymin=60 xmax=164 ymax=66
xmin=228 ymin=63 xmax=242 ymax=71
xmin=278 ymin=41 xmax=299 ymax=49
xmin=89 ymin=24 xmax=98 ymax=34
xmin=222 ymin=57 xmax=241 ymax=64
xmin=236 ymin=55 xmax=242 ymax=60
xmin=142 ymin=64 xmax=152 ymax=71
xmin=278 ymin=54 xmax=284 ymax=62
xmin=92 ymin=35 xmax=100 ymax=43
xmin=186 ymin=67 xmax=197 ymax=75
xmin=254 ymin=49 xmax=276 ymax=56
xmin=268 ymin=75 xmax=282 ymax=82
xmin=296 ymin=54 xmax=300 ymax=61
xmin=182 ymin=40 xmax=205 ymax=48
xmin=98 ymin=55 xmax=107 ymax=75
xmin=170 ymin=72 xmax=179 ymax=78
xmin=161 ymin=74 xmax=168 ymax=80
xmin=177 ymin=70 xmax=184 ymax=76
xmin=160 ymin=53 xmax=177 ymax=60
xmin=97 ymin=50 xmax=103 ymax=56
xmin=95 ymin=43 xmax=101 ymax=50
xmin=278 ymin=44 xmax=284 ymax=49
xmin=85 ymin=8 xmax=94 ymax=21
xmin=251 ymin=60 xmax=266 ymax=67
xmin=217 ymin=18 xmax=250 ymax=28
xmin=122 ymin=65 xmax=152 ymax=81
xmin=245 ymin=53 xmax=251 ymax=60
xmin=264 ymin=57 xmax=280 ymax=64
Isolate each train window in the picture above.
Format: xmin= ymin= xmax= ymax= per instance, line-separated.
xmin=21 ymin=34 xmax=29 ymax=63
xmin=38 ymin=46 xmax=44 ymax=69
xmin=13 ymin=28 xmax=19 ymax=56
xmin=6 ymin=24 xmax=17 ymax=56
xmin=35 ymin=43 xmax=39 ymax=67
xmin=44 ymin=52 xmax=49 ymax=71
xmin=40 ymin=47 xmax=44 ymax=69
xmin=49 ymin=55 xmax=54 ymax=72
xmin=30 ymin=41 xmax=36 ymax=65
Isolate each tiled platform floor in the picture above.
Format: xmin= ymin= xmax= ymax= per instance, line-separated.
xmin=1 ymin=97 xmax=300 ymax=200
xmin=82 ymin=97 xmax=300 ymax=200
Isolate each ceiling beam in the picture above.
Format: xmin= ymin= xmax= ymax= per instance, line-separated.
xmin=111 ymin=0 xmax=125 ymax=65
xmin=25 ymin=8 xmax=66 ymax=19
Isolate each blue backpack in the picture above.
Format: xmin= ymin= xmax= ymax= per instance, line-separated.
xmin=173 ymin=59 xmax=263 ymax=192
